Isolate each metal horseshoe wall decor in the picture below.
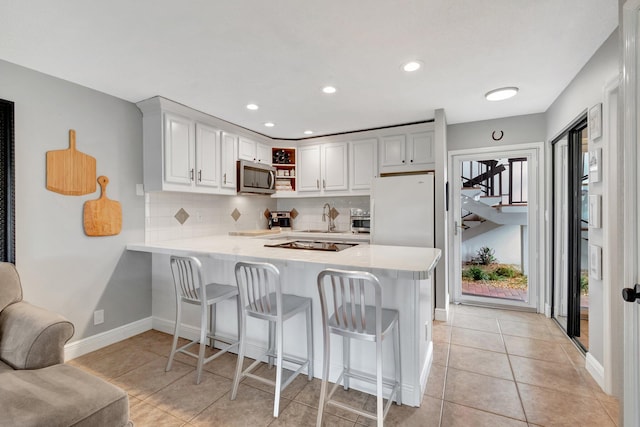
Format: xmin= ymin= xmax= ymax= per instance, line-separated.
xmin=492 ymin=130 xmax=504 ymax=141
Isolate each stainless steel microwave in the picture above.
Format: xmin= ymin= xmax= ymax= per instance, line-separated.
xmin=237 ymin=160 xmax=276 ymax=195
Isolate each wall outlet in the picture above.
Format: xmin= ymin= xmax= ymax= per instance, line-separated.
xmin=94 ymin=309 xmax=104 ymax=325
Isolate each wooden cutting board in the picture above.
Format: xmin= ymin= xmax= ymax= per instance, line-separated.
xmin=83 ymin=176 xmax=122 ymax=237
xmin=46 ymin=129 xmax=97 ymax=195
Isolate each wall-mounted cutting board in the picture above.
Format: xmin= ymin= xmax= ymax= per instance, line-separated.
xmin=83 ymin=176 xmax=122 ymax=237
xmin=46 ymin=129 xmax=96 ymax=195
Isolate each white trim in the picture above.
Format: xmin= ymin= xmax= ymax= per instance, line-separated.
xmin=586 ymin=352 xmax=606 ymax=391
xmin=64 ymin=317 xmax=153 ymax=361
xmin=622 ymin=2 xmax=640 ymax=426
xmin=448 ymin=142 xmax=544 ymax=312
xmin=434 ymin=307 xmax=449 ymax=322
xmin=544 ymin=303 xmax=552 ymax=318
xmin=602 ymin=74 xmax=623 ymax=398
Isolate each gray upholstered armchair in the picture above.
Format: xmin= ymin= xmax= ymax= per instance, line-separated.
xmin=0 ymin=262 xmax=132 ymax=427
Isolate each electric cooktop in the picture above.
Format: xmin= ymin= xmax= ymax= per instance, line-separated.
xmin=264 ymin=240 xmax=358 ymax=252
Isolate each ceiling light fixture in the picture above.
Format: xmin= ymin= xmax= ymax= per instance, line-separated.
xmin=402 ymin=61 xmax=422 ymax=72
xmin=246 ymin=103 xmax=259 ymax=110
xmin=322 ymin=86 xmax=337 ymax=94
xmin=485 ymin=87 xmax=519 ymax=101
xmin=304 ymin=130 xmax=313 ymax=135
xmin=264 ymin=122 xmax=275 ymax=127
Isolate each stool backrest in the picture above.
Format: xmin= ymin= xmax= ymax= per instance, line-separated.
xmin=234 ymin=261 xmax=281 ymax=316
xmin=170 ymin=256 xmax=205 ymax=303
xmin=317 ymin=269 xmax=382 ymax=335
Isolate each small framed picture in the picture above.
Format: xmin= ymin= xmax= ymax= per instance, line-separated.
xmin=589 ymin=103 xmax=602 ymax=141
xmin=589 ymin=148 xmax=601 ymax=183
xmin=588 ymin=195 xmax=601 ymax=228
xmin=589 ymin=245 xmax=602 ymax=280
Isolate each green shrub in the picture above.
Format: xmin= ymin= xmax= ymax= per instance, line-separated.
xmin=473 ymin=246 xmax=497 ymax=265
xmin=467 ymin=266 xmax=489 ymax=281
xmin=495 ymin=265 xmax=517 ymax=278
xmin=580 ymin=274 xmax=589 ymax=294
xmin=488 ymin=271 xmax=501 ymax=281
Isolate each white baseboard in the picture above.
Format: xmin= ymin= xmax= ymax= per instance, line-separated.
xmin=65 ymin=317 xmax=153 ymax=361
xmin=420 ymin=341 xmax=434 ymax=396
xmin=434 ymin=307 xmax=449 ymax=322
xmin=585 ymin=352 xmax=605 ymax=391
xmin=544 ymin=303 xmax=552 ymax=318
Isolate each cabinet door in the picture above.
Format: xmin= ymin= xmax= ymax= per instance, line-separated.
xmin=238 ymin=137 xmax=256 ymax=161
xmin=164 ymin=113 xmax=194 ymax=185
xmin=408 ymin=131 xmax=434 ymax=166
xmin=379 ymin=135 xmax=406 ymax=168
xmin=298 ymin=145 xmax=321 ymax=192
xmin=350 ymin=138 xmax=378 ymax=190
xmin=221 ymin=132 xmax=238 ymax=189
xmin=195 ymin=123 xmax=219 ymax=188
xmin=322 ymin=142 xmax=348 ymax=191
xmin=257 ymin=143 xmax=272 ymax=163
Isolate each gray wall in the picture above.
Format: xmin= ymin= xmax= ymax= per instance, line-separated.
xmin=448 ymin=113 xmax=546 ymax=151
xmin=544 ymin=29 xmax=619 ymax=369
xmin=0 ymin=59 xmax=150 ymax=342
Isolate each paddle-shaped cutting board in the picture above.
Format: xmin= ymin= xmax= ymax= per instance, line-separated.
xmin=46 ymin=129 xmax=97 ymax=195
xmin=83 ymin=176 xmax=122 ymax=237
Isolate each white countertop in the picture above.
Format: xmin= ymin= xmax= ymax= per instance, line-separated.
xmin=127 ymin=235 xmax=441 ymax=280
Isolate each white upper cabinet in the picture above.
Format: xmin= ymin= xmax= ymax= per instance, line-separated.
xmin=298 ymin=142 xmax=348 ymax=193
xmin=349 ymin=138 xmax=378 ymax=191
xmin=195 ymin=123 xmax=220 ymax=188
xmin=221 ymin=132 xmax=238 ymax=190
xmin=163 ymin=113 xmax=194 ymax=185
xmin=238 ymin=137 xmax=271 ymax=163
xmin=379 ymin=130 xmax=434 ymax=174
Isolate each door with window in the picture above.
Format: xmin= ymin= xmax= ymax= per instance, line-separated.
xmin=551 ymin=118 xmax=589 ymax=350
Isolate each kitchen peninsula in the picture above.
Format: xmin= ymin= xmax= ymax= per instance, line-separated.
xmin=127 ymin=235 xmax=441 ymax=406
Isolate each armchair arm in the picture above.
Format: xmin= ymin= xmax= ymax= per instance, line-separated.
xmin=0 ymin=301 xmax=74 ymax=369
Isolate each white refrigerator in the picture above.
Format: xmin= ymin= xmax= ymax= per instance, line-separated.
xmin=370 ymin=173 xmax=435 ymax=247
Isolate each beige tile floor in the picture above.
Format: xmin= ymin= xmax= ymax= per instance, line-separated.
xmin=69 ymin=304 xmax=620 ymax=426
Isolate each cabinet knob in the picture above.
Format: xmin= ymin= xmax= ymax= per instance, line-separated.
xmin=402 ymin=160 xmax=405 ymax=163
xmin=223 ymin=173 xmax=227 ymax=184
xmin=317 ymin=179 xmax=320 ymax=189
xmin=410 ymin=159 xmax=414 ymax=163
xmin=190 ymin=169 xmax=194 ymax=181
xmin=622 ymin=284 xmax=640 ymax=303
xmin=198 ymin=170 xmax=202 ymax=182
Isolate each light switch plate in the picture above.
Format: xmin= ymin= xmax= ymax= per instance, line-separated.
xmin=135 ymin=184 xmax=144 ymax=196
xmin=94 ymin=309 xmax=104 ymax=325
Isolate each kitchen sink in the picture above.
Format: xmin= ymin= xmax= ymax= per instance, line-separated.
xmin=264 ymin=240 xmax=358 ymax=252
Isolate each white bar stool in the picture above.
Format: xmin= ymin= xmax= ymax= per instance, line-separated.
xmin=316 ymin=268 xmax=401 ymax=427
xmin=231 ymin=261 xmax=313 ymax=417
xmin=166 ymin=255 xmax=240 ymax=384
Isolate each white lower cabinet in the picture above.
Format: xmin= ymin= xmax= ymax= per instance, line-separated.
xmin=297 ymin=142 xmax=348 ymax=193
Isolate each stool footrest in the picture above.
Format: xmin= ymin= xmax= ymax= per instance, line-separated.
xmin=242 ymin=351 xmax=310 ymax=392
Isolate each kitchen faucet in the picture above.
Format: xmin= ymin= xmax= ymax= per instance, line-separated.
xmin=322 ymin=203 xmax=336 ymax=232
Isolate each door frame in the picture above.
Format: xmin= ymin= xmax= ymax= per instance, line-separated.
xmin=622 ymin=1 xmax=640 ymax=425
xmin=448 ymin=142 xmax=544 ymax=311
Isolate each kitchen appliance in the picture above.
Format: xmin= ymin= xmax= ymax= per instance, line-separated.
xmin=237 ymin=159 xmax=276 ymax=195
xmin=370 ymin=173 xmax=435 ymax=247
xmin=264 ymin=240 xmax=358 ymax=252
xmin=268 ymin=210 xmax=291 ymax=228
xmin=350 ymin=208 xmax=371 ymax=234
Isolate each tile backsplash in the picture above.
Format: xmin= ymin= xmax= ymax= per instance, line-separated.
xmin=145 ymin=192 xmax=277 ymax=242
xmin=276 ymin=196 xmax=369 ymax=232
xmin=145 ymin=192 xmax=370 ymax=242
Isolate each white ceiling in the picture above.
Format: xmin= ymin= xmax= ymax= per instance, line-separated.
xmin=0 ymin=0 xmax=618 ymax=139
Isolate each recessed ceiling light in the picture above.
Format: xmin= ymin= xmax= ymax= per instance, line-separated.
xmin=264 ymin=122 xmax=275 ymax=127
xmin=322 ymin=86 xmax=337 ymax=94
xmin=485 ymin=87 xmax=519 ymax=101
xmin=402 ymin=61 xmax=422 ymax=72
xmin=246 ymin=103 xmax=259 ymax=110
xmin=304 ymin=130 xmax=313 ymax=135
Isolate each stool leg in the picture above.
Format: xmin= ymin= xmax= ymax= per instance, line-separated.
xmin=166 ymin=300 xmax=182 ymax=372
xmin=342 ymin=336 xmax=350 ymax=390
xmin=268 ymin=321 xmax=275 ymax=368
xmin=209 ymin=303 xmax=217 ymax=349
xmin=306 ymin=304 xmax=313 ymax=380
xmin=231 ymin=311 xmax=246 ymax=400
xmin=195 ymin=303 xmax=208 ymax=384
xmin=273 ymin=320 xmax=284 ymax=417
xmin=316 ymin=325 xmax=331 ymax=427
xmin=394 ymin=320 xmax=402 ymax=405
xmin=376 ymin=338 xmax=383 ymax=427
